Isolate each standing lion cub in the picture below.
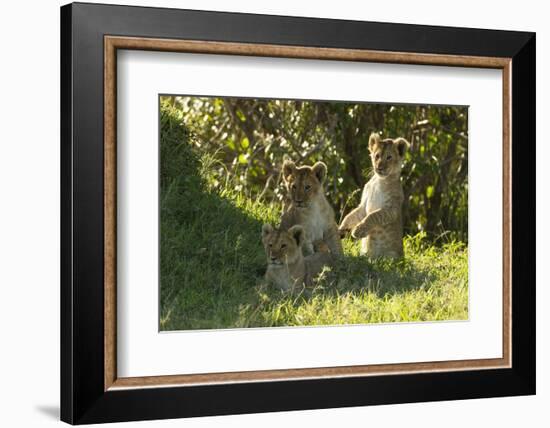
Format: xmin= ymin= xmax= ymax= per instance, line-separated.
xmin=339 ymin=133 xmax=409 ymax=258
xmin=279 ymin=160 xmax=343 ymax=257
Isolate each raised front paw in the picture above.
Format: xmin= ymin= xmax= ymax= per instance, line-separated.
xmin=351 ymin=223 xmax=368 ymax=239
xmin=338 ymin=225 xmax=350 ymax=238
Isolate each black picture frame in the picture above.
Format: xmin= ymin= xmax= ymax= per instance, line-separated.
xmin=61 ymin=2 xmax=535 ymax=424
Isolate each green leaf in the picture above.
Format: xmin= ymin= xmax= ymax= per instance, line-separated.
xmin=426 ymin=186 xmax=434 ymax=199
xmin=236 ymin=109 xmax=246 ymax=122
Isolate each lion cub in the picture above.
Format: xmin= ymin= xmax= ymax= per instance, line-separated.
xmin=339 ymin=133 xmax=409 ymax=258
xmin=262 ymin=224 xmax=333 ymax=292
xmin=280 ymin=160 xmax=343 ymax=257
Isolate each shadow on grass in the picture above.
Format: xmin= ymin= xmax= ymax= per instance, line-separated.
xmin=160 ymin=178 xmax=270 ymax=331
xmin=160 ymin=106 xmax=272 ymax=330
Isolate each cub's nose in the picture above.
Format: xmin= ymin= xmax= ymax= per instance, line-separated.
xmin=270 ymin=256 xmax=277 ymax=261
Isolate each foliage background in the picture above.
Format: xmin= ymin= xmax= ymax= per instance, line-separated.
xmin=162 ymin=95 xmax=469 ymax=242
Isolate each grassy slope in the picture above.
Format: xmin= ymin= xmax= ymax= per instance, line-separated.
xmin=160 ymin=103 xmax=468 ymax=331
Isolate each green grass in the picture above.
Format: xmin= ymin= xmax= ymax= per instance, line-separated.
xmin=159 ymin=102 xmax=468 ymax=331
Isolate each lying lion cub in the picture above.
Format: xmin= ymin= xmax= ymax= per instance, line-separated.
xmin=280 ymin=160 xmax=343 ymax=257
xmin=339 ymin=133 xmax=409 ymax=259
xmin=262 ymin=224 xmax=333 ymax=292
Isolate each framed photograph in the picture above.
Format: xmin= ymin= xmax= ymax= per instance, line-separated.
xmin=60 ymin=2 xmax=535 ymax=424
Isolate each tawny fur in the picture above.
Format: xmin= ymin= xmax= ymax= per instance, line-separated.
xmin=339 ymin=133 xmax=409 ymax=259
xmin=279 ymin=160 xmax=343 ymax=257
xmin=262 ymin=224 xmax=333 ymax=292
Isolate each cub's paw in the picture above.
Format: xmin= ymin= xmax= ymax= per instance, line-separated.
xmin=338 ymin=225 xmax=351 ymax=238
xmin=351 ymin=224 xmax=368 ymax=239
xmin=302 ymin=240 xmax=315 ymax=257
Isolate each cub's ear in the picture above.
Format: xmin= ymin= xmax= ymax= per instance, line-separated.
xmin=394 ymin=138 xmax=410 ymax=157
xmin=288 ymin=225 xmax=305 ymax=247
xmin=262 ymin=224 xmax=273 ymax=239
xmin=368 ymin=132 xmax=381 ymax=152
xmin=312 ymin=162 xmax=327 ymax=184
xmin=282 ymin=159 xmax=296 ymax=183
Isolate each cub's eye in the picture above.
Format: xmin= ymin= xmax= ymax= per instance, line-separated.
xmin=281 ymin=244 xmax=286 ymax=249
xmin=291 ymin=184 xmax=297 ymax=190
xmin=386 ymin=155 xmax=392 ymax=160
xmin=375 ymin=154 xmax=380 ymax=160
xmin=268 ymin=243 xmax=273 ymax=248
xmin=305 ymin=184 xmax=311 ymax=191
